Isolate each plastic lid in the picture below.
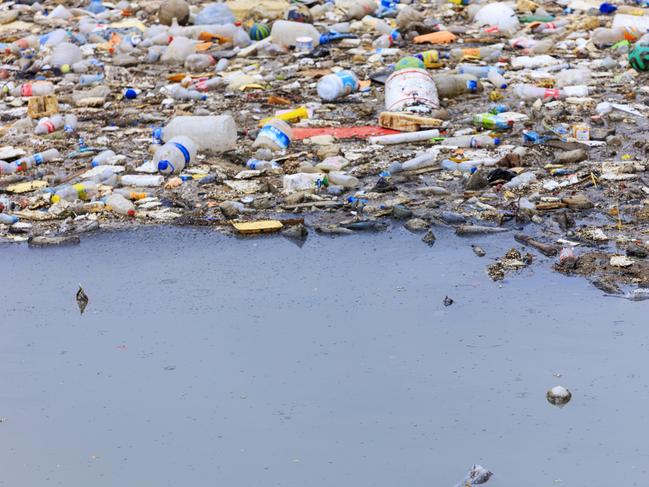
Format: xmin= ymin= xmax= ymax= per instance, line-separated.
xmin=51 ymin=194 xmax=60 ymax=203
xmin=158 ymin=160 xmax=169 ymax=171
xmin=124 ymin=88 xmax=137 ymax=99
xmin=493 ymin=137 xmax=501 ymax=145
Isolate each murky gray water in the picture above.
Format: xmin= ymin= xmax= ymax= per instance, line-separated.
xmin=1 ymin=227 xmax=648 ymax=487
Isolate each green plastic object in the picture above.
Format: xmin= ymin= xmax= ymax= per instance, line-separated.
xmin=629 ymin=44 xmax=649 ymax=71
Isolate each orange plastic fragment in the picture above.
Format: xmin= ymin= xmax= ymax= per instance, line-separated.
xmin=413 ymin=31 xmax=458 ymax=44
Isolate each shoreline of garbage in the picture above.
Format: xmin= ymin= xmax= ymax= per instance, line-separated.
xmin=3 ymin=0 xmax=649 ymax=296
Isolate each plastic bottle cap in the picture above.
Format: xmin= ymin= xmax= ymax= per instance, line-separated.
xmin=51 ymin=195 xmax=60 ymax=203
xmin=60 ymin=64 xmax=70 ymax=73
xmin=158 ymin=160 xmax=169 ymax=171
xmin=124 ymin=88 xmax=137 ymax=99
xmin=493 ymin=137 xmax=501 ymax=145
xmin=127 ymin=209 xmax=136 ymax=217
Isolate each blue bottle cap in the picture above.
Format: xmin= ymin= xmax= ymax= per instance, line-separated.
xmin=158 ymin=160 xmax=169 ymax=171
xmin=493 ymin=137 xmax=501 ymax=145
xmin=467 ymin=79 xmax=478 ymax=91
xmin=124 ymin=88 xmax=137 ymax=99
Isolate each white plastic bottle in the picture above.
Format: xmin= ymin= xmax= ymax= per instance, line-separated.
xmin=441 ymin=135 xmax=500 ymax=148
xmin=317 ymin=70 xmax=360 ymax=101
xmin=336 ymin=0 xmax=376 ymax=20
xmin=14 ymin=149 xmax=60 ymax=172
xmin=119 ymin=175 xmax=164 ymax=187
xmin=11 ymin=81 xmax=54 ymax=97
xmin=106 ymin=193 xmax=135 ymax=216
xmin=0 ymin=161 xmax=16 ymax=175
xmin=153 ymin=135 xmax=198 ymax=174
xmin=168 ymin=84 xmax=207 ymax=101
xmin=283 ymin=172 xmax=326 ymax=192
xmin=49 ymin=42 xmax=82 ymax=67
xmin=51 ymin=181 xmax=98 ymax=203
xmin=185 ymin=53 xmax=215 ymax=71
xmin=0 ymin=213 xmax=18 ymax=225
xmin=270 ymin=20 xmax=322 ymax=47
xmin=63 ymin=114 xmax=78 ymax=133
xmin=327 ymin=171 xmax=359 ymax=188
xmin=158 ymin=115 xmax=237 ymax=153
xmin=246 ymin=159 xmax=279 ymax=170
xmin=487 ymin=69 xmax=507 ymax=89
xmin=91 ymin=150 xmax=117 ymax=167
xmin=253 ymin=118 xmax=293 ymax=152
xmin=35 ymin=114 xmax=64 ymax=135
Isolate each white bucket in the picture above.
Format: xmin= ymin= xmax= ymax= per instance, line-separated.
xmin=384 ymin=68 xmax=439 ymax=113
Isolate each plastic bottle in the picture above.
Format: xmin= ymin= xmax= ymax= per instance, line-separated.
xmin=119 ymin=175 xmax=164 ymax=187
xmin=337 ymin=0 xmax=377 ymax=20
xmin=327 ymin=171 xmax=360 ymax=188
xmin=105 ymin=193 xmax=135 ymax=216
xmin=153 ymin=136 xmax=198 ymax=174
xmin=0 ymin=161 xmax=16 ymax=175
xmin=441 ymin=135 xmax=500 ymax=147
xmin=433 ymin=74 xmax=482 ymax=98
xmin=161 ymin=37 xmax=196 ymax=64
xmin=513 ymin=84 xmax=588 ymax=100
xmin=114 ymin=188 xmax=152 ymax=200
xmin=317 ymin=70 xmax=360 ymax=101
xmin=472 ymin=113 xmax=512 ymax=130
xmin=0 ymin=211 xmax=18 ymax=225
xmin=368 ymin=129 xmax=441 ymax=145
xmin=40 ymin=29 xmax=68 ymax=48
xmin=283 ymin=172 xmax=327 ymax=192
xmin=157 ymin=115 xmax=237 ymax=153
xmin=195 ymin=3 xmax=236 ymax=25
xmin=79 ymin=73 xmax=104 ymax=86
xmin=270 ymin=20 xmax=323 ymax=47
xmin=415 ymin=50 xmax=441 ymax=68
xmin=449 ymin=46 xmax=502 ymax=62
xmin=457 ymin=64 xmax=504 ymax=78
xmin=91 ymin=149 xmax=116 ymax=167
xmin=388 ymin=151 xmax=437 ymax=173
xmin=487 ymin=69 xmax=507 ymax=89
xmin=13 ymin=149 xmax=59 ymax=173
xmin=441 ymin=159 xmax=481 ymax=172
xmin=503 ymin=171 xmax=537 ymax=189
xmin=385 ymin=68 xmax=439 ymax=113
xmin=533 ymin=19 xmax=569 ymax=33
xmin=246 ymin=159 xmax=279 ymax=170
xmin=591 ymin=26 xmax=635 ymax=47
xmin=11 ymin=81 xmax=54 ymax=97
xmin=555 ymin=69 xmax=590 ymax=87
xmin=63 ymin=114 xmax=78 ymax=133
xmin=51 ymin=181 xmax=98 ymax=203
xmin=35 ymin=115 xmax=64 ymax=135
xmin=253 ymin=119 xmax=293 ymax=152
xmin=474 ymin=3 xmax=520 ymax=33
xmin=185 ymin=53 xmax=215 ymax=71
xmin=168 ymin=84 xmax=207 ymax=101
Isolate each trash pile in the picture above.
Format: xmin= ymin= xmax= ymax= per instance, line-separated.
xmin=2 ymin=0 xmax=649 ymax=293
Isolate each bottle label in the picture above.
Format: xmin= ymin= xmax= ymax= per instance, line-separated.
xmin=259 ymin=124 xmax=290 ymax=149
xmin=34 ymin=153 xmax=43 ymax=165
xmin=544 ymin=89 xmax=560 ymax=99
xmin=21 ymin=84 xmax=33 ymax=96
xmin=462 ymin=48 xmax=481 ymax=59
xmin=336 ymin=71 xmax=359 ymax=96
xmin=171 ymin=142 xmax=191 ymax=165
xmin=41 ymin=119 xmax=56 ymax=133
xmin=73 ymin=183 xmax=88 ymax=200
xmin=246 ymin=159 xmax=263 ymax=170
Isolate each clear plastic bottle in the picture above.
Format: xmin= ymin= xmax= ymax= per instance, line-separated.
xmin=118 ymin=175 xmax=164 ymax=187
xmin=161 ymin=36 xmax=196 ymax=64
xmin=591 ymin=27 xmax=627 ymax=47
xmin=168 ymin=84 xmax=207 ymax=101
xmin=51 ymin=181 xmax=98 ymax=203
xmin=270 ymin=20 xmax=323 ymax=47
xmin=487 ymin=69 xmax=507 ymax=89
xmin=11 ymin=81 xmax=54 ymax=97
xmin=253 ymin=118 xmax=293 ymax=152
xmin=441 ymin=135 xmax=500 ymax=147
xmin=185 ymin=53 xmax=215 ymax=71
xmin=246 ymin=159 xmax=279 ymax=170
xmin=457 ymin=64 xmax=503 ymax=78
xmin=105 ymin=193 xmax=135 ymax=216
xmin=195 ymin=3 xmax=236 ymax=25
xmin=63 ymin=114 xmax=78 ymax=133
xmin=91 ymin=149 xmax=116 ymax=167
xmin=317 ymin=70 xmax=360 ymax=101
xmin=50 ymin=42 xmax=83 ymax=68
xmin=337 ymin=0 xmax=377 ymax=20
xmin=513 ymin=84 xmax=588 ymax=100
xmin=153 ymin=135 xmax=198 ymax=174
xmin=327 ymin=171 xmax=359 ymax=188
xmin=362 ymin=15 xmax=400 ymax=41
xmin=433 ymin=74 xmax=482 ymax=98
xmin=0 ymin=161 xmax=16 ymax=175
xmin=114 ymin=188 xmax=152 ymax=200
xmin=195 ymin=77 xmax=225 ymax=91
xmin=35 ymin=114 xmax=64 ymax=135
xmin=14 ymin=149 xmax=60 ymax=172
xmin=79 ymin=73 xmax=104 ymax=86
xmin=157 ymin=115 xmax=237 ymax=153
xmin=449 ymin=46 xmax=502 ymax=62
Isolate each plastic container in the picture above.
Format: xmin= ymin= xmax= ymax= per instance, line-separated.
xmin=384 ymin=68 xmax=439 ymax=113
xmin=158 ymin=115 xmax=237 ymax=153
xmin=253 ymin=119 xmax=293 ymax=152
xmin=514 ymin=84 xmax=588 ymax=100
xmin=195 ymin=3 xmax=236 ymax=25
xmin=433 ymin=74 xmax=482 ymax=98
xmin=185 ymin=54 xmax=215 ymax=71
xmin=79 ymin=73 xmax=104 ymax=86
xmin=0 ymin=161 xmax=16 ymax=175
xmin=487 ymin=69 xmax=507 ymax=89
xmin=457 ymin=64 xmax=504 ymax=78
xmin=11 ymin=81 xmax=54 ymax=97
xmin=51 ymin=181 xmax=98 ymax=203
xmin=450 ymin=46 xmax=502 ymax=62
xmin=168 ymin=84 xmax=207 ymax=101
xmin=327 ymin=171 xmax=360 ymax=188
xmin=472 ymin=113 xmax=512 ymax=131
xmin=153 ymin=136 xmax=198 ymax=174
xmin=336 ymin=0 xmax=377 ymax=20
xmin=317 ymin=70 xmax=359 ymax=101
xmin=503 ymin=171 xmax=537 ymax=189
xmin=441 ymin=135 xmax=500 ymax=148
xmin=388 ymin=151 xmax=437 ymax=173
xmin=114 ymin=188 xmax=152 ymax=200
xmin=283 ymin=172 xmax=326 ymax=192
xmin=106 ymin=193 xmax=135 ymax=216
xmin=270 ymin=20 xmax=322 ymax=47
xmin=161 ymin=37 xmax=196 ymax=64
xmin=14 ymin=149 xmax=59 ymax=172
xmin=86 ymin=0 xmax=107 ymax=14
xmin=441 ymin=158 xmax=496 ymax=172
xmin=91 ymin=150 xmax=117 ymax=167
xmin=195 ymin=77 xmax=225 ymax=91
xmin=35 ymin=115 xmax=64 ymax=135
